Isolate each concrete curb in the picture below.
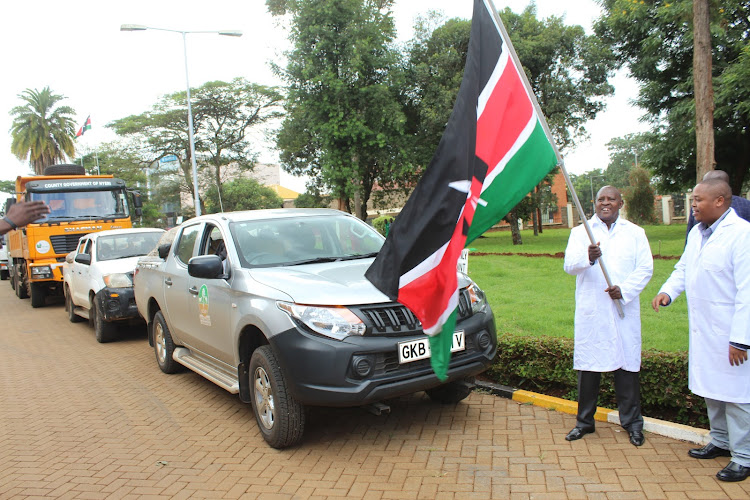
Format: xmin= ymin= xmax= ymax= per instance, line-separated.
xmin=476 ymin=379 xmax=710 ymax=446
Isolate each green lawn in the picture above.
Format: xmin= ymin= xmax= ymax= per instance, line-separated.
xmin=467 ymin=223 xmax=690 ymax=352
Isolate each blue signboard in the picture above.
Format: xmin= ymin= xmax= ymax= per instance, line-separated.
xmin=159 ymin=154 xmax=178 ymax=164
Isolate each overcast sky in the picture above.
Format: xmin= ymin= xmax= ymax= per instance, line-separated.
xmin=0 ymin=0 xmax=647 ymax=193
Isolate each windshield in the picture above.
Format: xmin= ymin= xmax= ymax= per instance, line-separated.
xmin=230 ymin=214 xmax=384 ymax=268
xmin=30 ymin=189 xmax=130 ymax=222
xmin=96 ymin=231 xmax=165 ymax=261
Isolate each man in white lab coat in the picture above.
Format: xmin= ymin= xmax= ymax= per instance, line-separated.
xmin=653 ymin=178 xmax=750 ymax=482
xmin=564 ymin=186 xmax=653 ymax=446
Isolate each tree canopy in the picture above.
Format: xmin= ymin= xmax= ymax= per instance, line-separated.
xmin=10 ymin=87 xmax=77 ymax=175
xmin=109 ymin=78 xmax=283 ymax=214
xmin=203 ymin=178 xmax=283 ymax=213
xmin=595 ymin=0 xmax=750 ymax=193
xmin=270 ymin=0 xmax=410 ymax=219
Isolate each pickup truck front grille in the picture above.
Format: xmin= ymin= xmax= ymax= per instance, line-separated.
xmin=356 ymin=288 xmax=474 ymax=336
xmin=49 ymin=234 xmax=88 ymax=254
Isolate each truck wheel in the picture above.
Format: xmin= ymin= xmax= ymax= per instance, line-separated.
xmin=153 ymin=311 xmax=179 ymax=373
xmin=9 ymin=271 xmax=15 ymax=290
xmin=16 ymin=275 xmax=28 ymax=299
xmin=43 ymin=164 xmax=86 ymax=175
xmin=30 ymin=283 xmax=46 ymax=308
xmin=93 ymin=302 xmax=117 ymax=343
xmin=425 ymin=377 xmax=475 ymax=404
xmin=249 ymin=345 xmax=305 ymax=449
xmin=65 ymin=286 xmax=84 ymax=323
xmin=0 ymin=270 xmax=8 ymax=281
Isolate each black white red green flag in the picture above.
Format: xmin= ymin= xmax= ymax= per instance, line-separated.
xmin=365 ymin=0 xmax=559 ymax=380
xmin=76 ymin=115 xmax=91 ymax=138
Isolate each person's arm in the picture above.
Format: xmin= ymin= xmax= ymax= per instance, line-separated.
xmin=563 ymin=227 xmax=594 ymax=276
xmin=1 ymin=201 xmax=50 ymax=235
xmin=616 ymin=227 xmax=654 ymax=305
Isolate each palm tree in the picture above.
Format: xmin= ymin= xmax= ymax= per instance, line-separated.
xmin=10 ymin=87 xmax=77 ymax=175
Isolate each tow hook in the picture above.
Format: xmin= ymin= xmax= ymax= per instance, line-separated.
xmin=362 ymin=402 xmax=391 ymax=416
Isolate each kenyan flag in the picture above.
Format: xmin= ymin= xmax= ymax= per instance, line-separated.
xmin=76 ymin=115 xmax=91 ymax=137
xmin=365 ymin=0 xmax=559 ymax=380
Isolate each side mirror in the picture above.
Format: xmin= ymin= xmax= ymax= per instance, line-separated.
xmin=157 ymin=243 xmax=172 ymax=259
xmin=131 ymin=191 xmax=143 ymax=208
xmin=187 ymin=255 xmax=224 ymax=279
xmin=135 ymin=207 xmax=143 ymax=217
xmin=74 ymin=253 xmax=92 ymax=265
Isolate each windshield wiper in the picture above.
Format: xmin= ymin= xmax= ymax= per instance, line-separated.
xmin=285 ymin=256 xmax=342 ymax=266
xmin=338 ymin=252 xmax=379 ymax=261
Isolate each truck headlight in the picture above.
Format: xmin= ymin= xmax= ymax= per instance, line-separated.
xmin=30 ymin=266 xmax=53 ymax=279
xmin=277 ymin=302 xmax=365 ymax=340
xmin=467 ymin=282 xmax=487 ymax=314
xmin=103 ymin=273 xmax=133 ymax=288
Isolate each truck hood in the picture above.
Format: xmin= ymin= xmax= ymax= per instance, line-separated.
xmin=97 ymin=256 xmax=144 ymax=276
xmin=248 ymin=259 xmax=390 ymax=305
xmin=247 ymin=258 xmax=472 ymax=306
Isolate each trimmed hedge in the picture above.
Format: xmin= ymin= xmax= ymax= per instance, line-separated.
xmin=372 ymin=215 xmax=395 ymax=236
xmin=485 ymin=334 xmax=708 ymax=428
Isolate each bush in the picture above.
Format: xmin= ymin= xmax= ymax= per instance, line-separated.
xmin=623 ymin=166 xmax=658 ymax=225
xmin=485 ymin=334 xmax=708 ymax=428
xmin=372 ymin=215 xmax=395 ymax=236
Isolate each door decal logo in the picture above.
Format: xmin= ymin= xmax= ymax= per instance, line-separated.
xmin=198 ymin=284 xmax=211 ymax=326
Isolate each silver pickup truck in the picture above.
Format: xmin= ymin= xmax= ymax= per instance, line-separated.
xmin=134 ymin=208 xmax=496 ymax=448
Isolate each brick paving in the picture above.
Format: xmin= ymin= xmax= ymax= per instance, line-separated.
xmin=1 ymin=284 xmax=748 ymax=499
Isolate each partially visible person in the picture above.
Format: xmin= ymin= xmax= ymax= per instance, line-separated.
xmin=653 ymin=178 xmax=750 ymax=482
xmin=1 ymin=201 xmax=50 ymax=235
xmin=564 ymin=186 xmax=654 ymax=447
xmin=685 ymin=169 xmax=750 ymax=242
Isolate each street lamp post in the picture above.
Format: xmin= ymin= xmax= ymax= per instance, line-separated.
xmin=120 ymin=24 xmax=242 ymax=217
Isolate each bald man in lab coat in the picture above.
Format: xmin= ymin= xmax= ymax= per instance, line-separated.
xmin=653 ymin=178 xmax=750 ymax=482
xmin=564 ymin=186 xmax=653 ymax=447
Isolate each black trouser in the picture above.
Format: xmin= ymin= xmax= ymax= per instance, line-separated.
xmin=575 ymin=369 xmax=643 ymax=432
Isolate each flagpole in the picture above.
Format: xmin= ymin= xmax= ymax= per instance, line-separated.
xmin=485 ymin=0 xmax=624 ymax=318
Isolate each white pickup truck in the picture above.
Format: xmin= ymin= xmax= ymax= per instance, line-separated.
xmin=63 ymin=228 xmax=165 ymax=342
xmin=0 ymin=236 xmax=8 ymax=281
xmin=133 ymin=209 xmax=497 ymax=448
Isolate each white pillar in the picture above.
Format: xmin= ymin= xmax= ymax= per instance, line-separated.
xmin=567 ymin=203 xmax=574 ymax=228
xmin=661 ymin=195 xmax=672 ymax=225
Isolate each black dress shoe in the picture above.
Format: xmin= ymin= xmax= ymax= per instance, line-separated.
xmin=688 ymin=443 xmax=732 ymax=459
xmin=717 ymin=462 xmax=750 ymax=482
xmin=565 ymin=427 xmax=594 ymax=441
xmin=629 ymin=430 xmax=645 ymax=447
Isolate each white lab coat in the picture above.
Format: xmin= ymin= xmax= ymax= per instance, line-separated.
xmin=659 ymin=208 xmax=750 ymax=403
xmin=564 ymin=216 xmax=653 ymax=372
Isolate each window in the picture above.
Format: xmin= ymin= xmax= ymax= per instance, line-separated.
xmin=175 ymin=225 xmax=200 ymax=265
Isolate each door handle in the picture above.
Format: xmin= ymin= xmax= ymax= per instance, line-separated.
xmin=189 ymin=286 xmax=199 ymax=295
xmin=164 ymin=277 xmax=172 ymax=286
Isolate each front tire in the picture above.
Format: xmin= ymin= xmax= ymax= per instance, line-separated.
xmin=153 ymin=311 xmax=179 ymax=373
xmin=65 ymin=286 xmax=84 ymax=323
xmin=15 ymin=272 xmax=28 ymax=299
xmin=92 ymin=302 xmax=117 ymax=343
xmin=249 ymin=345 xmax=305 ymax=449
xmin=425 ymin=377 xmax=475 ymax=404
xmin=29 ymin=282 xmax=45 ymax=308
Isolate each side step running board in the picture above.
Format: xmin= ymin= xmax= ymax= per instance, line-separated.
xmin=73 ymin=306 xmax=90 ymax=321
xmin=173 ymin=347 xmax=240 ymax=394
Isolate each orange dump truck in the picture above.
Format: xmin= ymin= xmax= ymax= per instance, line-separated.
xmin=5 ymin=164 xmax=142 ymax=307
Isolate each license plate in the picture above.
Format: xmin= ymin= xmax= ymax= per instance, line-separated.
xmin=398 ymin=330 xmax=465 ymax=364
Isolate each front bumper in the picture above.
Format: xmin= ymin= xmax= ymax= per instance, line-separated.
xmin=95 ymin=287 xmax=141 ymax=322
xmin=269 ymin=307 xmax=497 ymax=407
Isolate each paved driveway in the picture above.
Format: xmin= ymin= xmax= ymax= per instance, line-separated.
xmin=0 ymin=285 xmax=748 ymax=499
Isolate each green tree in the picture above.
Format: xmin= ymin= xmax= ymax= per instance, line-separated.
xmin=10 ymin=87 xmax=77 ymax=175
xmin=569 ymin=168 xmax=607 ymax=219
xmin=109 ymin=78 xmax=282 ymax=214
xmin=404 ymin=6 xmax=617 ymax=243
xmin=623 ymin=166 xmax=657 ymax=226
xmin=294 ymin=186 xmax=331 ymax=208
xmin=604 ymin=133 xmax=651 ymax=190
xmin=203 ymin=178 xmax=282 ymax=213
xmin=270 ymin=0 xmax=409 ymax=220
xmin=595 ymin=0 xmax=750 ymax=194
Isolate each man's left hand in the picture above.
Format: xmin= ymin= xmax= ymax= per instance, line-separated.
xmin=729 ymin=346 xmax=748 ymax=366
xmin=605 ymin=285 xmax=622 ymax=300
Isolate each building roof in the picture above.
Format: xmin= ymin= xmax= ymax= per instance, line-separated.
xmin=269 ymin=184 xmax=300 ymax=200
